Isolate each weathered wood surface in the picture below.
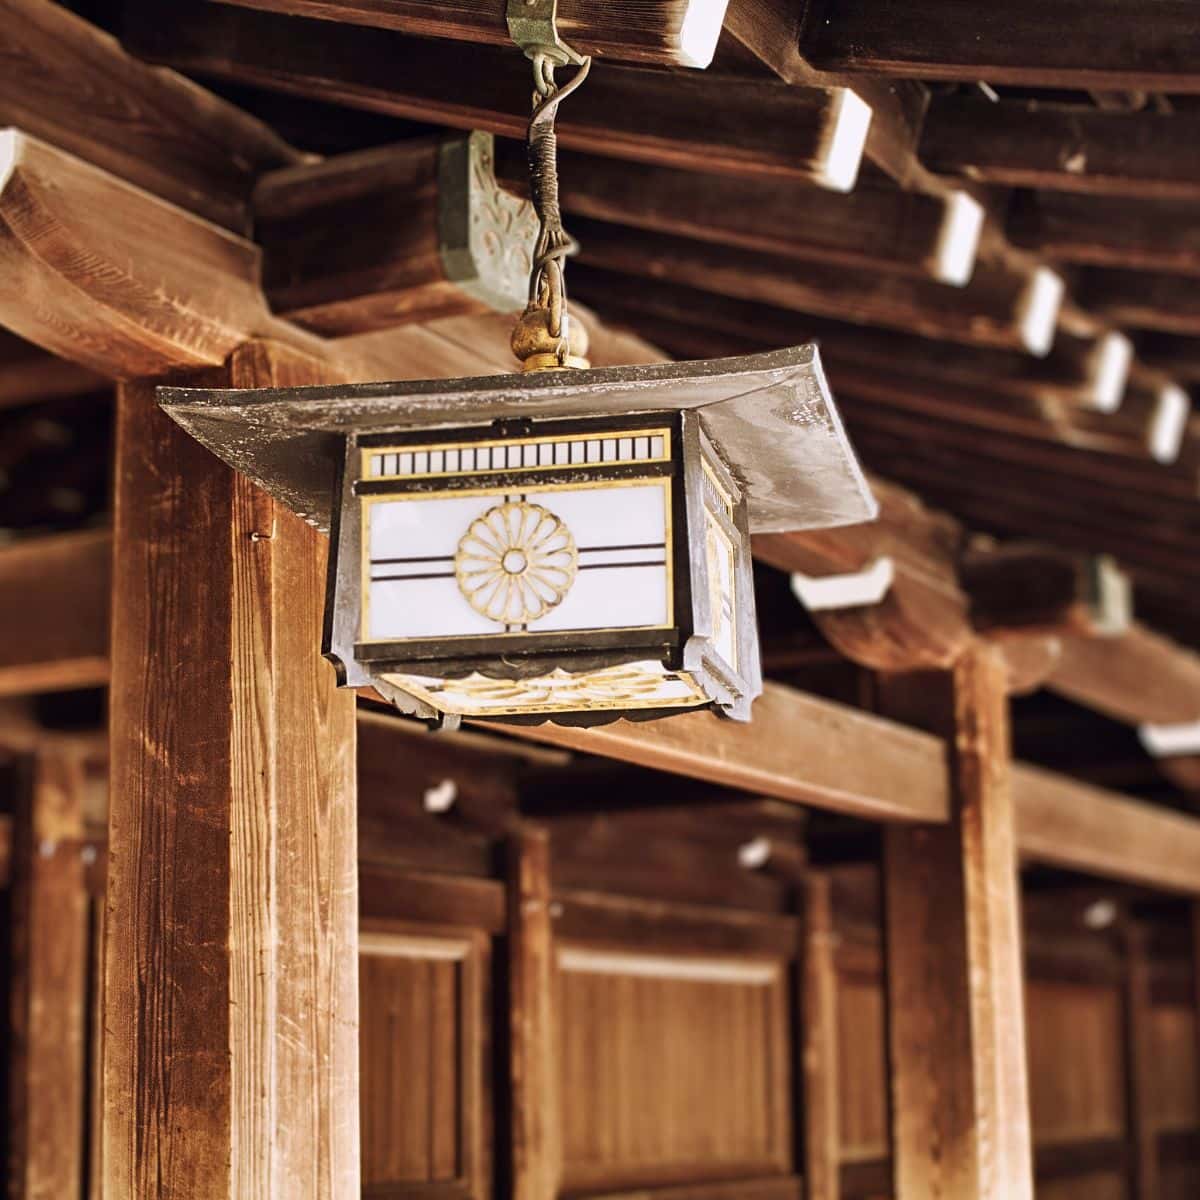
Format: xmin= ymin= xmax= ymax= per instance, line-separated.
xmin=1013 ymin=762 xmax=1200 ymax=895
xmin=256 ymin=139 xmax=478 ymax=334
xmin=1010 ymin=190 xmax=1200 ymax=276
xmin=574 ymin=270 xmax=1129 ymax=412
xmin=509 ymin=828 xmax=561 ymax=1200
xmin=0 ymin=130 xmax=313 ymax=378
xmin=495 ymin=141 xmax=978 ymax=283
xmin=213 ymin=0 xmax=730 ymax=67
xmin=1081 ymin=267 xmax=1200 ymax=336
xmin=921 ymin=98 xmax=1200 ymax=200
xmin=802 ymin=873 xmax=841 ymax=1200
xmin=0 ymin=330 xmax=105 ymax=410
xmin=129 ymin=2 xmax=870 ymax=190
xmin=8 ymin=746 xmax=89 ymax=1200
xmin=880 ymin=649 xmax=1034 ymax=1200
xmin=755 ymin=477 xmax=972 ymax=672
xmin=103 ymin=343 xmax=359 ymax=1199
xmin=0 ymin=0 xmax=304 ymax=232
xmin=799 ymin=0 xmax=1200 ymax=92
xmin=1049 ymin=622 xmax=1200 ymax=726
xmin=722 ymin=0 xmax=932 ymax=188
xmin=495 ymin=682 xmax=952 ymax=824
xmin=0 ymin=528 xmax=110 ymax=697
xmin=573 ymin=222 xmax=1062 ymax=355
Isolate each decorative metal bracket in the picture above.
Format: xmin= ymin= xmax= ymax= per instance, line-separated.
xmin=507 ymin=0 xmax=586 ymax=66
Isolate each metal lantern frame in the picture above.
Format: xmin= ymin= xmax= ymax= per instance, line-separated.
xmin=160 ymin=346 xmax=876 ymax=728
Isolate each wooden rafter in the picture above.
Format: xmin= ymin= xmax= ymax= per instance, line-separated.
xmin=127 ymin=2 xmax=872 ymax=192
xmin=798 ymin=0 xmax=1200 ymax=93
xmin=212 ymin=0 xmax=732 ymax=69
xmin=1 ymin=0 xmax=305 ymax=232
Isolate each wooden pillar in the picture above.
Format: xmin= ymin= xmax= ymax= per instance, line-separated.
xmin=8 ymin=745 xmax=89 ymax=1200
xmin=1122 ymin=920 xmax=1160 ymax=1200
xmin=801 ymin=872 xmax=840 ymax=1200
xmin=879 ymin=644 xmax=1034 ymax=1200
xmin=507 ymin=826 xmax=560 ymax=1200
xmin=102 ymin=341 xmax=359 ymax=1199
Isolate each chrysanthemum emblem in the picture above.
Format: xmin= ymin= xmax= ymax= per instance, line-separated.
xmin=455 ymin=501 xmax=577 ymax=624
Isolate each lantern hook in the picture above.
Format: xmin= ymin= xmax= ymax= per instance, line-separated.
xmin=507 ymin=0 xmax=587 ymax=68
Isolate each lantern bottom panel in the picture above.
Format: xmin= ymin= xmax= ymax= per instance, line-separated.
xmin=379 ymin=660 xmax=709 ymax=719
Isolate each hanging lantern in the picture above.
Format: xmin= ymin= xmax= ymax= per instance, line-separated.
xmin=158 ymin=2 xmax=876 ymax=729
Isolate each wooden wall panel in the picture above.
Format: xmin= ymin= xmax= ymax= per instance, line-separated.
xmin=1147 ymin=1004 xmax=1199 ymax=1132
xmin=556 ymin=945 xmax=792 ymax=1192
xmin=358 ymin=926 xmax=490 ymax=1198
xmin=1037 ymin=1174 xmax=1127 ymax=1200
xmin=834 ymin=952 xmax=889 ymax=1170
xmin=1026 ymin=981 xmax=1126 ymax=1146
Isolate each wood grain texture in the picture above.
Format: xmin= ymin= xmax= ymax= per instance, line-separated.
xmin=127 ymin=2 xmax=863 ymax=189
xmin=557 ymin=944 xmax=792 ymax=1191
xmin=1049 ymin=622 xmax=1200 ymax=726
xmin=802 ymin=874 xmax=841 ymax=1200
xmin=103 ymin=342 xmax=358 ymax=1200
xmin=0 ymin=131 xmax=315 ymax=378
xmin=508 ymin=828 xmax=560 ymax=1200
xmin=495 ymin=142 xmax=963 ymax=282
xmin=493 ymin=682 xmax=952 ymax=824
xmin=921 ymin=97 xmax=1200 ymax=200
xmin=573 ymin=219 xmax=1059 ymax=354
xmin=8 ymin=747 xmax=89 ymax=1200
xmin=0 ymin=528 xmax=110 ymax=697
xmin=1013 ymin=763 xmax=1200 ymax=894
xmin=255 ymin=139 xmax=491 ymax=335
xmin=1122 ymin=924 xmax=1161 ymax=1199
xmin=880 ymin=647 xmax=1034 ymax=1200
xmin=213 ymin=0 xmax=730 ymax=67
xmin=799 ymin=0 xmax=1200 ymax=92
xmin=0 ymin=0 xmax=302 ymax=232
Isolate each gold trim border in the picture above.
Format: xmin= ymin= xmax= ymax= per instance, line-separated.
xmin=360 ymin=476 xmax=675 ymax=644
xmin=361 ymin=427 xmax=673 ymax=482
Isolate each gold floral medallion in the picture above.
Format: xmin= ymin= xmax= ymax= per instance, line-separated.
xmin=455 ymin=501 xmax=577 ymax=624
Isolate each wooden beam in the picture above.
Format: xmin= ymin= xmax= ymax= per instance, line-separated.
xmin=962 ymin=544 xmax=1129 ymax=636
xmin=0 ymin=528 xmax=110 ymax=697
xmin=1122 ymin=921 xmax=1161 ymax=1200
xmin=799 ymin=0 xmax=1200 ymax=92
xmin=920 ymin=97 xmax=1200 ymax=200
xmin=801 ymin=873 xmax=841 ymax=1200
xmin=0 ymin=129 xmax=317 ymax=378
xmin=1080 ymin=267 xmax=1200 ymax=336
xmin=494 ymin=682 xmax=951 ymax=824
xmin=128 ymin=2 xmax=872 ymax=191
xmin=1012 ymin=762 xmax=1200 ymax=894
xmin=721 ymin=0 xmax=932 ymax=188
xmin=508 ymin=827 xmax=560 ymax=1200
xmin=0 ymin=330 xmax=105 ymax=411
xmin=103 ymin=343 xmax=359 ymax=1198
xmin=572 ymin=220 xmax=1063 ymax=355
xmin=0 ymin=0 xmax=304 ymax=232
xmin=1135 ymin=332 xmax=1200 ymax=384
xmin=8 ymin=745 xmax=89 ymax=1200
xmin=755 ymin=478 xmax=973 ymax=673
xmin=879 ymin=647 xmax=1034 ymax=1200
xmin=255 ymin=135 xmax=532 ymax=335
xmin=494 ymin=141 xmax=982 ymax=285
xmin=574 ymin=268 xmax=1129 ymax=412
xmin=1049 ymin=622 xmax=1200 ymax=727
xmin=213 ymin=0 xmax=730 ymax=68
xmin=1010 ymin=190 xmax=1200 ymax=275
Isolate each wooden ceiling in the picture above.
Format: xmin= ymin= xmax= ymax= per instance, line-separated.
xmin=0 ymin=0 xmax=1197 ymax=806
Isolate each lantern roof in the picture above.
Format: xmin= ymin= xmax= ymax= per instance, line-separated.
xmin=159 ymin=344 xmax=876 ymax=536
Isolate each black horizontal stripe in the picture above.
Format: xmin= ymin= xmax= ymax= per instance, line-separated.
xmin=372 ymin=571 xmax=457 ymax=582
xmin=371 ymin=554 xmax=453 ymax=565
xmin=578 ymin=543 xmax=666 ymax=553
xmin=578 ymin=561 xmax=665 ymax=571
